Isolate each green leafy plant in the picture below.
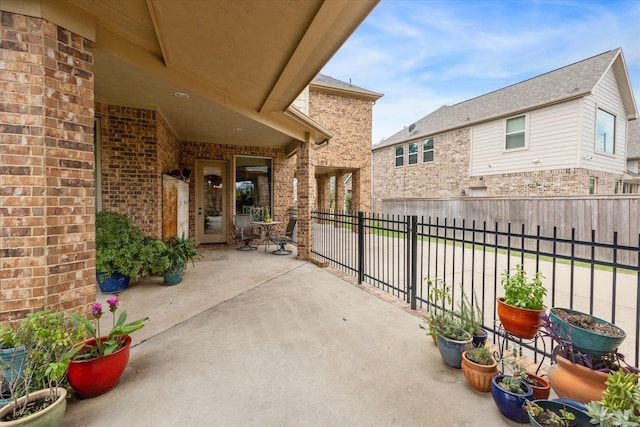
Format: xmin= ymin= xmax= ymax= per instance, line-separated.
xmin=96 ymin=211 xmax=167 ymax=282
xmin=162 ymin=234 xmax=201 ymax=273
xmin=1 ymin=310 xmax=84 ymax=421
xmin=585 ymin=370 xmax=640 ymax=426
xmin=498 ymin=375 xmax=528 ymax=393
xmin=70 ymin=295 xmax=148 ymax=359
xmin=524 ymin=401 xmax=576 ymax=426
xmin=501 ymin=264 xmax=547 ymax=310
xmin=464 ymin=344 xmax=495 ymax=366
xmin=420 ymin=278 xmax=452 ymax=337
xmin=0 ymin=325 xmax=19 ymax=349
xmin=459 ymin=289 xmax=483 ymax=335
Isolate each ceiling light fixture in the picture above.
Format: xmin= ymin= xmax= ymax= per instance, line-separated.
xmin=174 ymin=92 xmax=189 ymax=98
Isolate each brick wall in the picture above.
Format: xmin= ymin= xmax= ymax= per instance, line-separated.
xmin=0 ymin=11 xmax=95 ymax=320
xmin=308 ymin=90 xmax=373 ymax=213
xmin=372 ymin=127 xmax=623 ymax=211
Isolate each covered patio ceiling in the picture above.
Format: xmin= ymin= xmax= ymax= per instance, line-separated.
xmin=40 ymin=0 xmax=379 ymax=148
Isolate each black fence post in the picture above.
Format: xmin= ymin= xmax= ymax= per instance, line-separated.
xmin=410 ymin=215 xmax=417 ymax=309
xmin=358 ymin=211 xmax=364 ymax=284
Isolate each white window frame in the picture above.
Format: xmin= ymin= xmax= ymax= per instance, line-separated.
xmin=504 ymin=114 xmax=528 ymax=151
xmin=395 ymin=146 xmax=404 ymax=167
xmin=422 ymin=138 xmax=434 ymax=163
xmin=408 ymin=142 xmax=419 ymax=165
xmin=595 ymin=107 xmax=615 ymax=155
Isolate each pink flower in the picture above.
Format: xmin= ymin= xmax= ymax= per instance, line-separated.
xmin=107 ymin=295 xmax=119 ymax=312
xmin=91 ymin=303 xmax=103 ymax=318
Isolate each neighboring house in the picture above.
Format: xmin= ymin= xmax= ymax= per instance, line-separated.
xmin=372 ymin=48 xmax=639 ymax=211
xmin=0 ymin=1 xmax=378 ymax=320
xmin=622 ymin=119 xmax=640 ymax=193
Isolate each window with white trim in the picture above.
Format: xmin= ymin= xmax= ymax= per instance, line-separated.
xmin=422 ymin=138 xmax=434 ymax=162
xmin=589 ymin=177 xmax=597 ymax=195
xmin=395 ymin=146 xmax=404 ymax=167
xmin=505 ymin=115 xmax=526 ymax=150
xmin=408 ymin=142 xmax=418 ymax=165
xmin=596 ymin=108 xmax=615 ymax=154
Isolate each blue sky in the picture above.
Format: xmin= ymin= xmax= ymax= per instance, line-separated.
xmin=321 ymin=0 xmax=640 ymax=145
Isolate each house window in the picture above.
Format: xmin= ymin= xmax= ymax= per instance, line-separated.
xmin=408 ymin=142 xmax=418 ymax=165
xmin=422 ymin=138 xmax=434 ymax=162
xmin=589 ymin=177 xmax=597 ymax=195
xmin=395 ymin=146 xmax=404 ymax=167
xmin=505 ymin=115 xmax=526 ymax=150
xmin=596 ymin=108 xmax=615 ymax=154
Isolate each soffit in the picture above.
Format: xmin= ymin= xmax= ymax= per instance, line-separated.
xmin=62 ymin=0 xmax=378 ymax=148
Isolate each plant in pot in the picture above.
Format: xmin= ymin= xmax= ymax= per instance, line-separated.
xmin=585 ymin=369 xmax=639 ymax=426
xmin=96 ymin=211 xmax=166 ymax=293
xmin=0 ymin=310 xmax=84 ymax=425
xmin=539 ymin=311 xmax=639 ymax=404
xmin=459 ymin=289 xmax=487 ymax=347
xmin=431 ymin=313 xmax=473 ymax=369
xmin=524 ymin=400 xmax=594 ymax=427
xmin=497 ymin=264 xmax=547 ymax=339
xmin=503 ymin=346 xmax=551 ymax=400
xmin=1 ymin=325 xmax=25 ymax=408
xmin=68 ymin=295 xmax=148 ymax=398
xmin=491 ymin=374 xmax=534 ymax=423
xmin=461 ymin=343 xmax=498 ymax=392
xmin=161 ymin=234 xmax=202 ymax=285
xmin=420 ymin=278 xmax=452 ymax=345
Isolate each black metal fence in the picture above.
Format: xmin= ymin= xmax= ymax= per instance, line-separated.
xmin=311 ymin=209 xmax=640 ymax=367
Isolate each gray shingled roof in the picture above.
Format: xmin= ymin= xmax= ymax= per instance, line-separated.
xmin=313 ymin=73 xmax=382 ymax=98
xmin=628 ymin=119 xmax=640 ymax=159
xmin=374 ymin=49 xmax=622 ymax=149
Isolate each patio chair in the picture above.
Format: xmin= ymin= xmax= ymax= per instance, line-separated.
xmin=234 ymin=214 xmax=258 ymax=251
xmin=269 ymin=218 xmax=297 ymax=255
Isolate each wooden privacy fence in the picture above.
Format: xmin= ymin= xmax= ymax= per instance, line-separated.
xmin=382 ymin=196 xmax=640 ymax=265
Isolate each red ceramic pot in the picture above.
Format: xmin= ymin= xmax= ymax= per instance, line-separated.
xmin=67 ymin=335 xmax=131 ymax=398
xmin=496 ymin=297 xmax=544 ymax=339
xmin=526 ymin=372 xmax=551 ymax=400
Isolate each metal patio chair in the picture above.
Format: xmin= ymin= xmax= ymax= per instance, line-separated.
xmin=268 ymin=218 xmax=297 ymax=255
xmin=234 ymin=214 xmax=258 ymax=251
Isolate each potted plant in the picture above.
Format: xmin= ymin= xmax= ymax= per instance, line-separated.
xmin=503 ymin=346 xmax=551 ymax=400
xmin=461 ymin=344 xmax=498 ymax=392
xmin=0 ymin=310 xmax=84 ymax=425
xmin=459 ymin=289 xmax=487 ymax=347
xmin=539 ymin=312 xmax=638 ymax=404
xmin=68 ymin=295 xmax=148 ymax=398
xmin=432 ymin=314 xmax=473 ymax=369
xmin=549 ymin=307 xmax=626 ymax=359
xmin=585 ymin=370 xmax=639 ymax=426
xmin=420 ymin=278 xmax=452 ymax=345
xmin=524 ymin=400 xmax=594 ymax=427
xmin=161 ymin=234 xmax=201 ymax=285
xmin=497 ymin=264 xmax=547 ymax=339
xmin=0 ymin=325 xmax=26 ymax=408
xmin=491 ymin=374 xmax=534 ymax=423
xmin=96 ymin=211 xmax=166 ymax=293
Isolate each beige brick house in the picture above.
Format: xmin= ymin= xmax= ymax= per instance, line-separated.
xmin=0 ymin=1 xmax=379 ymax=320
xmin=372 ymin=49 xmax=638 ymax=212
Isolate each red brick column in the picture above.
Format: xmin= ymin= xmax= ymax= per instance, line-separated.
xmin=0 ymin=11 xmax=95 ymax=320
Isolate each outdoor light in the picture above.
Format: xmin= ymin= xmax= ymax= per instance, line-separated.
xmin=174 ymin=92 xmax=189 ymax=98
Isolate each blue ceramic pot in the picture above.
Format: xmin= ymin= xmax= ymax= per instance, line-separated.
xmin=526 ymin=399 xmax=596 ymax=427
xmin=491 ymin=374 xmax=534 ymax=423
xmin=436 ymin=331 xmax=472 ymax=369
xmin=163 ymin=267 xmax=184 ymax=285
xmin=0 ymin=345 xmax=26 ymax=407
xmin=473 ymin=328 xmax=488 ymax=347
xmin=549 ymin=307 xmax=626 ymax=358
xmin=96 ymin=272 xmax=130 ymax=294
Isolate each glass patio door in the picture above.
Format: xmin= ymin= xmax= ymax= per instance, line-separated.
xmin=196 ymin=160 xmax=227 ymax=244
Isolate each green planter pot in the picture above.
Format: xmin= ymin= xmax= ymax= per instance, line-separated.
xmin=163 ymin=267 xmax=184 ymax=285
xmin=526 ymin=399 xmax=595 ymax=427
xmin=549 ymin=307 xmax=626 ymax=358
xmin=0 ymin=346 xmax=26 ymax=408
xmin=0 ymin=387 xmax=67 ymax=426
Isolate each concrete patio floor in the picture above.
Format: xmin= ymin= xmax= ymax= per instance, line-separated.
xmin=63 ymin=245 xmax=521 ymax=426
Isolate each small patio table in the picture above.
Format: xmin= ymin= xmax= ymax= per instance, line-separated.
xmin=252 ymin=221 xmax=283 ymax=252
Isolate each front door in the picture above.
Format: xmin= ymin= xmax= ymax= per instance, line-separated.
xmin=196 ymin=160 xmax=227 ymax=244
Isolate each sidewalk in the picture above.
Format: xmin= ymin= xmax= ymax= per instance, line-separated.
xmin=63 ymin=248 xmax=520 ymax=426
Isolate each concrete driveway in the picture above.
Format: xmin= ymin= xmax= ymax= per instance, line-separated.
xmin=63 ymin=248 xmax=520 ymax=426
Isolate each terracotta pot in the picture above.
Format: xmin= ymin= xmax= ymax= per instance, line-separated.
xmin=547 ymin=355 xmax=608 ymax=404
xmin=67 ymin=335 xmax=131 ymax=398
xmin=525 ymin=372 xmax=551 ymax=400
xmin=461 ymin=351 xmax=499 ymax=392
xmin=0 ymin=387 xmax=67 ymax=426
xmin=496 ymin=297 xmax=544 ymax=339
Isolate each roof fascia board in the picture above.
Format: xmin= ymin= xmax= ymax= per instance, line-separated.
xmin=310 ymin=81 xmax=383 ymax=101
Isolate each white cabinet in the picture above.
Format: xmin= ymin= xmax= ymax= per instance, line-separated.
xmin=162 ymin=174 xmax=189 ymax=239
